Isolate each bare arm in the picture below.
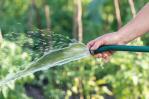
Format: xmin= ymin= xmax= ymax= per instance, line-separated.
xmin=118 ymin=3 xmax=149 ymax=44
xmin=87 ymin=3 xmax=149 ymax=60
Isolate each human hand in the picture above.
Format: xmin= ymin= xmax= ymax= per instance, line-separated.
xmin=87 ymin=32 xmax=127 ymax=61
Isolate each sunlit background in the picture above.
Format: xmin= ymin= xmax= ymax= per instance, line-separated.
xmin=0 ymin=0 xmax=149 ymax=99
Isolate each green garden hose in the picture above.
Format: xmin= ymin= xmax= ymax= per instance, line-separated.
xmin=90 ymin=45 xmax=149 ymax=55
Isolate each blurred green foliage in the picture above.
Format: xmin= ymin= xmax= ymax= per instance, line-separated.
xmin=0 ymin=0 xmax=149 ymax=99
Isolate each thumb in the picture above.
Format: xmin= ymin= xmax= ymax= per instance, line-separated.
xmin=87 ymin=40 xmax=95 ymax=49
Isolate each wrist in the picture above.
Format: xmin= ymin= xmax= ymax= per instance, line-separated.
xmin=116 ymin=30 xmax=131 ymax=44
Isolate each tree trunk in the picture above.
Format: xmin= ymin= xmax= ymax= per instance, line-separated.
xmin=28 ymin=0 xmax=42 ymax=30
xmin=0 ymin=29 xmax=3 ymax=46
xmin=128 ymin=0 xmax=136 ymax=18
xmin=114 ymin=0 xmax=122 ymax=29
xmin=33 ymin=0 xmax=42 ymax=29
xmin=73 ymin=0 xmax=83 ymax=42
xmin=44 ymin=5 xmax=51 ymax=31
xmin=28 ymin=2 xmax=34 ymax=30
xmin=44 ymin=5 xmax=52 ymax=51
xmin=128 ymin=0 xmax=141 ymax=56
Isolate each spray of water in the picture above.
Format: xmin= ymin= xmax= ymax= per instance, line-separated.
xmin=0 ymin=43 xmax=90 ymax=86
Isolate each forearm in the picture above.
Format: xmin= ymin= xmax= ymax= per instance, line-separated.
xmin=118 ymin=3 xmax=149 ymax=43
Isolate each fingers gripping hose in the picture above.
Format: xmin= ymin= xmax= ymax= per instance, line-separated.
xmin=89 ymin=45 xmax=149 ymax=55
